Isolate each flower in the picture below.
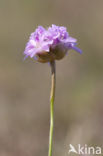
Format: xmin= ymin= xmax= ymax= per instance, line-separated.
xmin=24 ymin=24 xmax=82 ymax=63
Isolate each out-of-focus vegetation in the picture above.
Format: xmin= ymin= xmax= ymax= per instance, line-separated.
xmin=0 ymin=0 xmax=103 ymax=155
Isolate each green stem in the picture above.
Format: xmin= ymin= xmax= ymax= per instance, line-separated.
xmin=48 ymin=61 xmax=56 ymax=156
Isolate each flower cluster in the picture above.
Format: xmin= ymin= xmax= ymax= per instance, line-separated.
xmin=24 ymin=24 xmax=82 ymax=63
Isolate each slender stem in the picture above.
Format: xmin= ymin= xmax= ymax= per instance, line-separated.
xmin=48 ymin=61 xmax=56 ymax=156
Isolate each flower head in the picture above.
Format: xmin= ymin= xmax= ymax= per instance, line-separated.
xmin=24 ymin=24 xmax=82 ymax=63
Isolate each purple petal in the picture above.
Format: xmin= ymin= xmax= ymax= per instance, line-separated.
xmin=67 ymin=37 xmax=77 ymax=43
xmin=72 ymin=46 xmax=82 ymax=54
xmin=42 ymin=44 xmax=50 ymax=52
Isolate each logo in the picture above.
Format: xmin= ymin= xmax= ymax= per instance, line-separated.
xmin=68 ymin=144 xmax=102 ymax=155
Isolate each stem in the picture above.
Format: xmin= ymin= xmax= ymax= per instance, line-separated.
xmin=48 ymin=61 xmax=56 ymax=156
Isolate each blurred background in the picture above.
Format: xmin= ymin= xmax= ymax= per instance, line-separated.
xmin=0 ymin=0 xmax=103 ymax=155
